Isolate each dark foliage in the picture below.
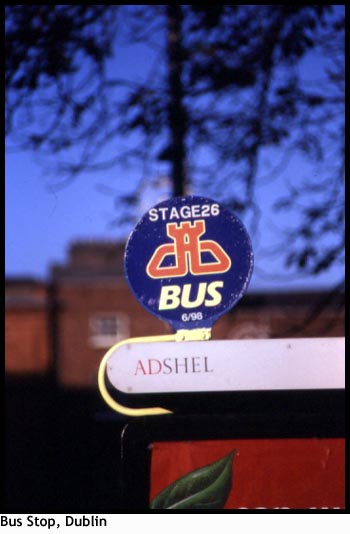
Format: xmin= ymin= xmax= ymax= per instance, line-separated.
xmin=5 ymin=5 xmax=344 ymax=279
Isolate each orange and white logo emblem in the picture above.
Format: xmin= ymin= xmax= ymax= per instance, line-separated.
xmin=146 ymin=220 xmax=231 ymax=279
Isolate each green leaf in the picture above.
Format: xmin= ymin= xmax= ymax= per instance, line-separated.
xmin=150 ymin=450 xmax=236 ymax=510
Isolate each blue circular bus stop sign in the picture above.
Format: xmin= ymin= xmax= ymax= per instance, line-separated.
xmin=124 ymin=196 xmax=254 ymax=331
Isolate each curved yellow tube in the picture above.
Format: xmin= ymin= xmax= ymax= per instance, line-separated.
xmin=97 ymin=334 xmax=176 ymax=417
xmin=98 ymin=328 xmax=211 ymax=417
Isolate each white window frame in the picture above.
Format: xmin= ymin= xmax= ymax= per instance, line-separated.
xmin=89 ymin=312 xmax=130 ymax=348
xmin=228 ymin=319 xmax=270 ymax=340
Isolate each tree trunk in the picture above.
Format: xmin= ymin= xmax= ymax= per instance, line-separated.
xmin=167 ymin=5 xmax=187 ymax=197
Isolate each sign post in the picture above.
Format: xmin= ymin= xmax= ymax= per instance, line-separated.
xmin=98 ymin=195 xmax=255 ymax=414
xmin=96 ymin=195 xmax=345 ymax=509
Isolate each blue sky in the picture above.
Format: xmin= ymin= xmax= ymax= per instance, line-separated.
xmin=5 ymin=7 xmax=344 ymax=292
xmin=5 ymin=142 xmax=343 ymax=291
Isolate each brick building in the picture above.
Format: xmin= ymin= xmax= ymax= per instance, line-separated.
xmin=5 ymin=279 xmax=51 ymax=375
xmin=50 ymin=241 xmax=171 ymax=387
xmin=5 ymin=241 xmax=344 ymax=388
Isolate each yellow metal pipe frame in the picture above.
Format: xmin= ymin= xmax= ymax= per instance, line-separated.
xmin=98 ymin=328 xmax=211 ymax=417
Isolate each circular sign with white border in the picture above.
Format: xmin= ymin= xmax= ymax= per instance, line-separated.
xmin=124 ymin=196 xmax=253 ymax=331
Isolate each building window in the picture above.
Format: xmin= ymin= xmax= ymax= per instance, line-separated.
xmin=89 ymin=313 xmax=129 ymax=348
xmin=228 ymin=320 xmax=270 ymax=340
